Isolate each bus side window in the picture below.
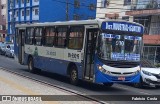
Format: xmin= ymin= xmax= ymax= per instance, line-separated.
xmin=44 ymin=27 xmax=55 ymax=47
xmin=68 ymin=26 xmax=84 ymax=50
xmin=34 ymin=27 xmax=43 ymax=46
xmin=56 ymin=27 xmax=67 ymax=48
xmin=26 ymin=28 xmax=34 ymax=45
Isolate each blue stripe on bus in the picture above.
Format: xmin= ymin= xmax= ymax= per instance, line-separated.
xmin=24 ymin=53 xmax=83 ymax=79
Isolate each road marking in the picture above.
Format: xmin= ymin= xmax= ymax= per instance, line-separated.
xmin=0 ymin=75 xmax=59 ymax=104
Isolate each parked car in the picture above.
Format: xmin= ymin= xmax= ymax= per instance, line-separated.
xmin=0 ymin=42 xmax=3 ymax=54
xmin=5 ymin=44 xmax=14 ymax=58
xmin=0 ymin=42 xmax=6 ymax=55
xmin=134 ymin=59 xmax=160 ymax=88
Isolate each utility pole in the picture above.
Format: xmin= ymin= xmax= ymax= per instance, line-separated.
xmin=10 ymin=0 xmax=15 ymax=42
xmin=66 ymin=0 xmax=69 ymax=21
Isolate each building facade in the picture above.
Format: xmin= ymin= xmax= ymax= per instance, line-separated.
xmin=96 ymin=0 xmax=136 ymax=21
xmin=125 ymin=0 xmax=160 ymax=64
xmin=0 ymin=0 xmax=7 ymax=42
xmin=7 ymin=0 xmax=97 ymax=42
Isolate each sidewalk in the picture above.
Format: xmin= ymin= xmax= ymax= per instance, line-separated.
xmin=0 ymin=68 xmax=98 ymax=104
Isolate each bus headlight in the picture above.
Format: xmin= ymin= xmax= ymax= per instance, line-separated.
xmin=98 ymin=65 xmax=103 ymax=71
xmin=97 ymin=65 xmax=110 ymax=74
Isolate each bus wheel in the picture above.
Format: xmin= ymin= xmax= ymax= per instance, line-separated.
xmin=103 ymin=83 xmax=114 ymax=87
xmin=28 ymin=57 xmax=35 ymax=73
xmin=69 ymin=66 xmax=78 ymax=85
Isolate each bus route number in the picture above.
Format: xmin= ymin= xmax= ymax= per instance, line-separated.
xmin=68 ymin=53 xmax=79 ymax=60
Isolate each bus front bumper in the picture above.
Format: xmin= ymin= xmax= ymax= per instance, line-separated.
xmin=95 ymin=70 xmax=140 ymax=83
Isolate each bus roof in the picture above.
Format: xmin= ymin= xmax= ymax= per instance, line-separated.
xmin=15 ymin=19 xmax=144 ymax=28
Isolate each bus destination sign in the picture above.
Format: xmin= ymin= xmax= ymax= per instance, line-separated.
xmin=101 ymin=22 xmax=143 ymax=34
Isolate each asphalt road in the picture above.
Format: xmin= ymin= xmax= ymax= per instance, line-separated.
xmin=0 ymin=55 xmax=160 ymax=104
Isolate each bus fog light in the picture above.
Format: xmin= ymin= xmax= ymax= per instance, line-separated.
xmin=106 ymin=71 xmax=111 ymax=74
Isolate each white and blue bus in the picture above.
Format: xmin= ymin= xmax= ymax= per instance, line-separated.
xmin=14 ymin=19 xmax=144 ymax=86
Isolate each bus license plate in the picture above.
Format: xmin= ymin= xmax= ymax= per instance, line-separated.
xmin=118 ymin=77 xmax=125 ymax=81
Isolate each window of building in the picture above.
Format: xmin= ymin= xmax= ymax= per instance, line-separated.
xmin=74 ymin=0 xmax=80 ymax=8
xmin=35 ymin=9 xmax=39 ymax=15
xmin=44 ymin=27 xmax=55 ymax=46
xmin=34 ymin=0 xmax=39 ymax=2
xmin=101 ymin=0 xmax=107 ymax=8
xmin=26 ymin=0 xmax=30 ymax=3
xmin=55 ymin=27 xmax=67 ymax=47
xmin=73 ymin=14 xmax=80 ymax=20
xmin=22 ymin=10 xmax=24 ymax=16
xmin=3 ymin=34 xmax=5 ymax=38
xmin=21 ymin=0 xmax=24 ymax=4
xmin=134 ymin=16 xmax=151 ymax=34
xmin=124 ymin=0 xmax=131 ymax=6
xmin=2 ymin=15 xmax=5 ymax=20
xmin=89 ymin=4 xmax=96 ymax=10
xmin=16 ymin=11 xmax=18 ymax=17
xmin=0 ymin=25 xmax=2 ymax=30
xmin=16 ymin=0 xmax=19 ymax=4
xmin=34 ymin=27 xmax=43 ymax=46
xmin=26 ymin=28 xmax=34 ymax=45
xmin=26 ymin=10 xmax=30 ymax=16
xmin=1 ymin=5 xmax=4 ymax=9
xmin=122 ymin=16 xmax=129 ymax=21
xmin=68 ymin=26 xmax=84 ymax=49
xmin=2 ymin=25 xmax=6 ymax=30
xmin=2 ymin=5 xmax=6 ymax=9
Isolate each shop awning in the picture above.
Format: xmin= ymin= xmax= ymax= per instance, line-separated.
xmin=125 ymin=9 xmax=160 ymax=16
xmin=143 ymin=35 xmax=160 ymax=45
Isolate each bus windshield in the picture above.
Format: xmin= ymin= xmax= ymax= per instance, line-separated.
xmin=97 ymin=33 xmax=142 ymax=62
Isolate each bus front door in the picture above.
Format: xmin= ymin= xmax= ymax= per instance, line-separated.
xmin=18 ymin=29 xmax=25 ymax=64
xmin=84 ymin=29 xmax=98 ymax=81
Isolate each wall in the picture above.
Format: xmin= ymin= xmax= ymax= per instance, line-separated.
xmin=96 ymin=0 xmax=135 ymax=19
xmin=96 ymin=0 xmax=125 ymax=19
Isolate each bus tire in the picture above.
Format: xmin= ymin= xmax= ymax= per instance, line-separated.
xmin=28 ymin=57 xmax=36 ymax=73
xmin=69 ymin=65 xmax=78 ymax=85
xmin=103 ymin=83 xmax=114 ymax=87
